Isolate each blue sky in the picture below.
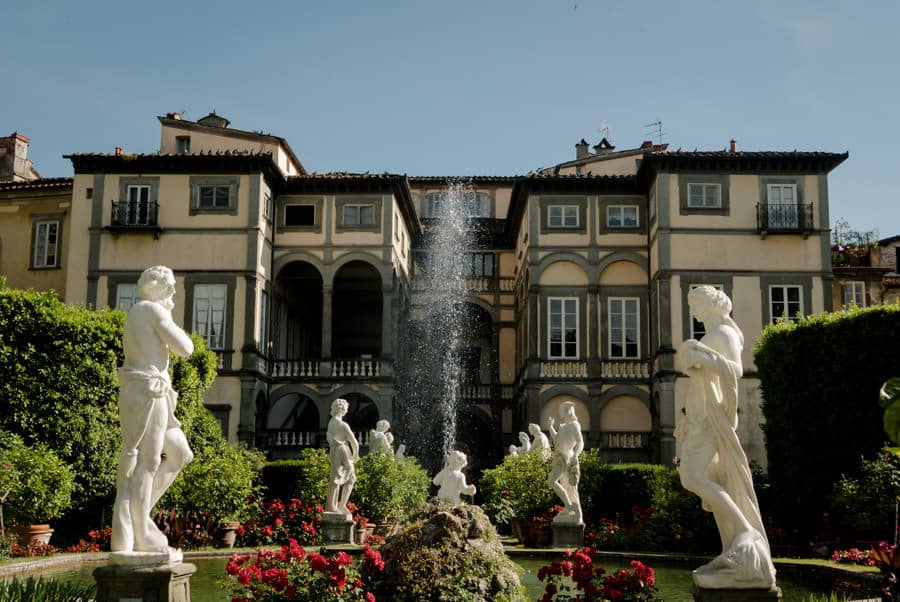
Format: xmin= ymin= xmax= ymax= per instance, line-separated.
xmin=4 ymin=0 xmax=898 ymax=237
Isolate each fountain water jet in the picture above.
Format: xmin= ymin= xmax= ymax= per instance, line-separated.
xmin=397 ymin=180 xmax=477 ymax=471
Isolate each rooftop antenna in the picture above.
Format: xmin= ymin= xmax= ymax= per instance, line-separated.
xmin=644 ymin=120 xmax=664 ymax=146
xmin=597 ymin=122 xmax=611 ymax=141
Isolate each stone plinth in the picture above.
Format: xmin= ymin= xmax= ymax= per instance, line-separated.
xmin=322 ymin=512 xmax=355 ymax=544
xmin=691 ymin=585 xmax=783 ymax=601
xmin=93 ymin=562 xmax=196 ymax=602
xmin=552 ymin=522 xmax=584 ymax=548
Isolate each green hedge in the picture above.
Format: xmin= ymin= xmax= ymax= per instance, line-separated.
xmin=262 ymin=449 xmax=330 ymax=506
xmin=754 ymin=304 xmax=900 ymax=539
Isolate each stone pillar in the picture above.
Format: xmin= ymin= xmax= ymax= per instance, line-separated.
xmin=381 ymin=287 xmax=393 ymax=358
xmin=322 ymin=286 xmax=333 ymax=358
xmin=93 ymin=563 xmax=196 ymax=602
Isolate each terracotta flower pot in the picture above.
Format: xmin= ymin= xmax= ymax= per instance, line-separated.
xmin=214 ymin=521 xmax=241 ymax=549
xmin=12 ymin=524 xmax=54 ymax=546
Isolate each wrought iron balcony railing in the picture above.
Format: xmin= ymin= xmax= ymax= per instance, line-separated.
xmin=757 ymin=202 xmax=814 ymax=234
xmin=110 ymin=199 xmax=160 ymax=227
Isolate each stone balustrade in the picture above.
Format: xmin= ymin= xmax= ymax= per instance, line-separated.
xmin=268 ymin=430 xmax=317 ymax=447
xmin=332 ymin=359 xmax=380 ymax=377
xmin=271 ymin=359 xmax=320 ymax=377
xmin=600 ymin=360 xmax=650 ymax=379
xmin=605 ymin=431 xmax=648 ymax=449
xmin=539 ymin=361 xmax=588 ymax=378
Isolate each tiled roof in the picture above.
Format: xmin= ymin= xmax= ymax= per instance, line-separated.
xmin=0 ymin=177 xmax=73 ymax=192
xmin=656 ymin=150 xmax=847 ymax=160
xmin=408 ymin=176 xmax=518 ymax=184
xmin=289 ymin=172 xmax=405 ymax=181
xmin=65 ymin=150 xmax=274 ymax=159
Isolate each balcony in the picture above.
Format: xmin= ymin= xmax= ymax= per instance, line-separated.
xmin=601 ymin=360 xmax=650 ymax=380
xmin=539 ymin=360 xmax=587 ymax=379
xmin=604 ymin=431 xmax=649 ymax=449
xmin=757 ymin=202 xmax=814 ymax=236
xmin=106 ymin=199 xmax=162 ymax=238
xmin=459 ymin=384 xmax=516 ymax=403
xmin=269 ymin=358 xmax=389 ymax=380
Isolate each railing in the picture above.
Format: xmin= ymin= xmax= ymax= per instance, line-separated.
xmin=268 ymin=430 xmax=317 ymax=448
xmin=604 ymin=431 xmax=649 ymax=449
xmin=539 ymin=361 xmax=588 ymax=378
xmin=498 ymin=277 xmax=515 ymax=292
xmin=757 ymin=203 xmax=814 ymax=234
xmin=355 ymin=431 xmax=370 ymax=447
xmin=271 ymin=359 xmax=320 ymax=377
xmin=601 ymin=360 xmax=650 ymax=380
xmin=111 ymin=199 xmax=160 ymax=227
xmin=459 ymin=384 xmax=517 ymax=402
xmin=333 ymin=359 xmax=380 ymax=377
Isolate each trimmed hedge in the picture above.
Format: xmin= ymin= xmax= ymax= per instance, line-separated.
xmin=754 ymin=304 xmax=900 ymax=540
xmin=262 ymin=449 xmax=330 ymax=506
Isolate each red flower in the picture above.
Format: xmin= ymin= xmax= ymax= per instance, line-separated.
xmin=366 ymin=593 xmax=376 ymax=602
xmin=261 ymin=525 xmax=274 ymax=538
xmin=308 ymin=553 xmax=328 ymax=573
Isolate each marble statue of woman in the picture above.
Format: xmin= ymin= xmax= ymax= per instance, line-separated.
xmin=547 ymin=402 xmax=583 ymax=525
xmin=433 ymin=450 xmax=476 ymax=504
xmin=368 ymin=419 xmax=394 ymax=456
xmin=325 ymin=398 xmax=359 ymax=519
xmin=675 ymin=285 xmax=776 ymax=589
xmin=110 ymin=266 xmax=195 ymax=564
xmin=528 ymin=422 xmax=552 ymax=459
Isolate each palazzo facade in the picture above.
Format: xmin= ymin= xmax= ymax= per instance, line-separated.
xmin=0 ymin=115 xmax=848 ymax=470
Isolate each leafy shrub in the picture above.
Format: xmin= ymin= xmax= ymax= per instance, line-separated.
xmin=352 ymin=451 xmax=430 ymax=524
xmin=0 ymin=286 xmax=122 ymax=514
xmin=829 ymin=447 xmax=900 ymax=543
xmin=755 ymin=305 xmax=900 ymax=540
xmin=157 ymin=441 xmax=264 ymax=524
xmin=480 ymin=452 xmax=556 ymax=522
xmin=262 ymin=448 xmax=330 ymax=506
xmin=0 ymin=576 xmax=95 ymax=602
xmin=0 ymin=432 xmax=74 ymax=525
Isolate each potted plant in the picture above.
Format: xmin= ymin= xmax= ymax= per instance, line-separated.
xmin=1 ymin=434 xmax=74 ymax=545
xmin=156 ymin=442 xmax=263 ymax=548
xmin=481 ymin=452 xmax=557 ymax=546
xmin=352 ymin=450 xmax=430 ymax=532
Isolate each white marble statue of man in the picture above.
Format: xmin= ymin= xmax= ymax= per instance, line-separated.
xmin=674 ymin=285 xmax=775 ymax=589
xmin=110 ymin=266 xmax=195 ymax=562
xmin=547 ymin=402 xmax=583 ymax=525
xmin=368 ymin=419 xmax=394 ymax=456
xmin=433 ymin=450 xmax=476 ymax=504
xmin=325 ymin=398 xmax=359 ymax=519
xmin=528 ymin=422 xmax=552 ymax=459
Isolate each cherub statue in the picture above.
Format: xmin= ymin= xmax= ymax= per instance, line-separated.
xmin=368 ymin=419 xmax=394 ymax=456
xmin=433 ymin=450 xmax=476 ymax=505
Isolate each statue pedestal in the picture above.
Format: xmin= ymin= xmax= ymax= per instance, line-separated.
xmin=691 ymin=585 xmax=782 ymax=601
xmin=322 ymin=512 xmax=355 ymax=544
xmin=552 ymin=522 xmax=584 ymax=548
xmin=93 ymin=562 xmax=195 ymax=602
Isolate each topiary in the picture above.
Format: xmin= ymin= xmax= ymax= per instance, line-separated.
xmin=353 ymin=451 xmax=430 ymax=524
xmin=480 ymin=452 xmax=555 ymax=523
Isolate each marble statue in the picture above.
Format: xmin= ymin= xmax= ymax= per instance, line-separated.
xmin=368 ymin=419 xmax=394 ymax=455
xmin=325 ymin=398 xmax=359 ymax=519
xmin=528 ymin=423 xmax=552 ymax=459
xmin=110 ymin=266 xmax=195 ymax=565
xmin=508 ymin=431 xmax=531 ymax=456
xmin=674 ymin=285 xmax=776 ymax=589
xmin=433 ymin=450 xmax=476 ymax=504
xmin=547 ymin=402 xmax=583 ymax=525
xmin=394 ymin=443 xmax=406 ymax=460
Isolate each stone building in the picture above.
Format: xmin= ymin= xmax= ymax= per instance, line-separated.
xmin=1 ymin=114 xmax=848 ymax=470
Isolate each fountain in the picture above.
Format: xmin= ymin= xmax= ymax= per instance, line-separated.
xmin=397 ymin=180 xmax=476 ymax=471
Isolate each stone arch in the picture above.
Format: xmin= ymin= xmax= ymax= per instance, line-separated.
xmin=536 ymin=252 xmax=592 ymax=277
xmin=273 ymin=251 xmax=326 ymax=281
xmin=596 ymin=251 xmax=648 ymax=275
xmin=594 ymin=385 xmax=651 ymax=434
xmin=330 ymin=384 xmax=388 ymax=425
xmin=327 ymin=251 xmax=384 ymax=285
xmin=537 ymin=259 xmax=592 ymax=286
xmin=423 ymin=294 xmax=495 ymax=322
xmin=332 ymin=260 xmax=382 ymax=358
xmin=598 ymin=260 xmax=648 ymax=286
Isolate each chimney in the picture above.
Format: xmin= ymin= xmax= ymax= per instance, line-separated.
xmin=575 ymin=138 xmax=591 ymax=160
xmin=0 ymin=132 xmax=40 ymax=182
xmin=640 ymin=140 xmax=653 ymax=149
xmin=729 ymin=139 xmax=737 ymax=153
xmin=115 ymin=146 xmax=123 ymax=157
xmin=166 ymin=112 xmax=183 ymax=120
